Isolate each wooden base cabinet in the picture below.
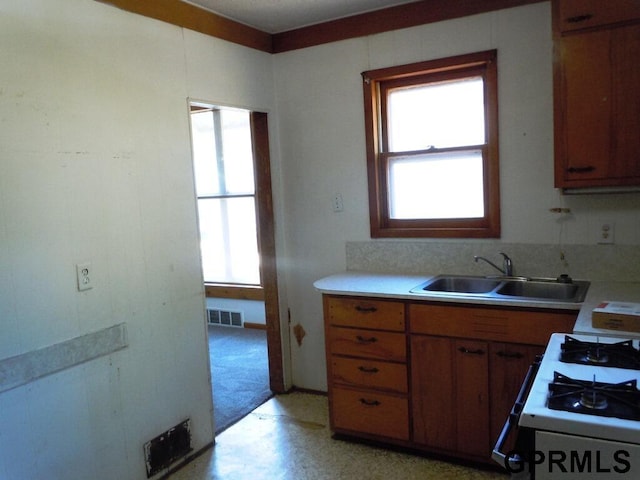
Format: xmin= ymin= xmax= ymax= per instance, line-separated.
xmin=323 ymin=294 xmax=577 ymax=464
xmin=409 ymin=303 xmax=574 ymax=463
xmin=324 ymin=295 xmax=409 ymax=441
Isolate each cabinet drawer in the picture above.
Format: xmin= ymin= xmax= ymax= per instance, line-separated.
xmin=332 ymin=386 xmax=409 ymax=440
xmin=331 ymin=356 xmax=407 ymax=393
xmin=329 ymin=327 xmax=406 ymax=362
xmin=409 ymin=303 xmax=576 ymax=346
xmin=555 ymin=0 xmax=640 ymax=33
xmin=326 ymin=296 xmax=405 ymax=331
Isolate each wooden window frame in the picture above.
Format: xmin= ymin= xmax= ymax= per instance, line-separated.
xmin=204 ymin=283 xmax=264 ymax=301
xmin=362 ymin=50 xmax=501 ymax=238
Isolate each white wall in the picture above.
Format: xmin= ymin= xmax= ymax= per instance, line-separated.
xmin=274 ymin=2 xmax=640 ymax=391
xmin=0 ymin=0 xmax=280 ymax=479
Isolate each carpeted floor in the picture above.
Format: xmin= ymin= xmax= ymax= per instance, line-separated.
xmin=208 ymin=325 xmax=273 ymax=433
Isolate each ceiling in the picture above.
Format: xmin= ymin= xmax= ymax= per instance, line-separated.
xmin=184 ymin=0 xmax=419 ymax=34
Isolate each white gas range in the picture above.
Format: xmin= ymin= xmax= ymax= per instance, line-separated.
xmin=494 ymin=333 xmax=640 ymax=479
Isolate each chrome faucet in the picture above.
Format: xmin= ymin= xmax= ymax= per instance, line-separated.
xmin=474 ymin=252 xmax=513 ymax=276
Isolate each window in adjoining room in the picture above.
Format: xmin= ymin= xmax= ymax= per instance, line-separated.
xmin=362 ymin=50 xmax=500 ymax=238
xmin=190 ymin=106 xmax=260 ymax=285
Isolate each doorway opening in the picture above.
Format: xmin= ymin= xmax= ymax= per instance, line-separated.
xmin=189 ymin=102 xmax=285 ymax=433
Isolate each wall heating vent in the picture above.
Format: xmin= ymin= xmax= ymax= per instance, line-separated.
xmin=207 ymin=308 xmax=243 ymax=327
xmin=144 ymin=419 xmax=192 ymax=478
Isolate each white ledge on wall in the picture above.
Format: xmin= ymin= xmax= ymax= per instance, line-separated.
xmin=0 ymin=323 xmax=128 ymax=394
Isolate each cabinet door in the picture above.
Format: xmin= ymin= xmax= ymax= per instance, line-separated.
xmin=558 ymin=28 xmax=611 ymax=182
xmin=411 ymin=336 xmax=490 ymax=458
xmin=611 ymin=24 xmax=640 ymax=181
xmin=411 ymin=335 xmax=456 ymax=450
xmin=489 ymin=343 xmax=541 ymax=452
xmin=555 ymin=22 xmax=640 ymax=187
xmin=556 ymin=0 xmax=640 ymax=33
xmin=454 ymin=339 xmax=490 ymax=458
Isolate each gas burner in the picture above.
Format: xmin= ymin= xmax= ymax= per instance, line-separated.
xmin=560 ymin=335 xmax=640 ymax=369
xmin=586 ymin=349 xmax=609 ymax=364
xmin=578 ymin=390 xmax=608 ymax=410
xmin=548 ymin=372 xmax=640 ymax=420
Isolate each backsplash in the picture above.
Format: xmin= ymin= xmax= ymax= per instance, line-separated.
xmin=346 ymin=241 xmax=640 ymax=283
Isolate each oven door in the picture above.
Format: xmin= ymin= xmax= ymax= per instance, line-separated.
xmin=492 ymin=356 xmax=540 ymax=477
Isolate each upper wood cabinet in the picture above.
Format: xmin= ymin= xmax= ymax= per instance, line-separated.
xmin=556 ymin=0 xmax=640 ymax=32
xmin=553 ymin=0 xmax=640 ymax=189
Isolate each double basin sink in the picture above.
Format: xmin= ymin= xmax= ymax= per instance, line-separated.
xmin=411 ymin=275 xmax=590 ymax=303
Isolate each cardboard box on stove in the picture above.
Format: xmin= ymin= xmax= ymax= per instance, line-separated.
xmin=592 ymin=301 xmax=640 ymax=333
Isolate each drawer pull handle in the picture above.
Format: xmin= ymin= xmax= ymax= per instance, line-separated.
xmin=358 ymin=366 xmax=380 ymax=373
xmin=356 ymin=335 xmax=378 ymax=344
xmin=567 ymin=165 xmax=595 ymax=173
xmin=458 ymin=347 xmax=485 ymax=355
xmin=359 ymin=398 xmax=381 ymax=406
xmin=496 ymin=351 xmax=524 ymax=359
xmin=355 ymin=305 xmax=378 ymax=313
xmin=566 ymin=14 xmax=593 ymax=23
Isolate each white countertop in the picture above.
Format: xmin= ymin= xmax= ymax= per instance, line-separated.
xmin=572 ymin=280 xmax=640 ymax=339
xmin=314 ymin=271 xmax=640 ymax=338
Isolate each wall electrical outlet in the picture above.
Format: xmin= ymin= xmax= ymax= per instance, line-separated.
xmin=332 ymin=193 xmax=344 ymax=212
xmin=597 ymin=222 xmax=615 ymax=245
xmin=76 ymin=262 xmax=93 ymax=291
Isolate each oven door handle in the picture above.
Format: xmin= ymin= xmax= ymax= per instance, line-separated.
xmin=492 ymin=356 xmax=541 ymax=468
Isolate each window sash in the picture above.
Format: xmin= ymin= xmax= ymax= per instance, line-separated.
xmin=197 ymin=197 xmax=260 ymax=285
xmin=385 ymin=76 xmax=486 ymax=152
xmin=386 ymin=148 xmax=485 ymax=220
xmin=192 ymin=109 xmax=255 ymax=198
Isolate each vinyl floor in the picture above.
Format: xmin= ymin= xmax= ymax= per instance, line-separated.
xmin=168 ymin=391 xmax=507 ymax=480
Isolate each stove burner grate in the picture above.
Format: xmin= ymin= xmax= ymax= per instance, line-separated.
xmin=560 ymin=335 xmax=640 ymax=369
xmin=548 ymin=372 xmax=640 ymax=420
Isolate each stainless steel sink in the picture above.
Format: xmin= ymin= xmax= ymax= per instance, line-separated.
xmin=421 ymin=276 xmax=501 ymax=294
xmin=411 ymin=275 xmax=590 ymax=303
xmin=495 ymin=280 xmax=582 ymax=301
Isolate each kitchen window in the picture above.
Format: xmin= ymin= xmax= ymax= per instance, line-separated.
xmin=362 ymin=50 xmax=500 ymax=238
xmin=190 ymin=105 xmax=260 ymax=285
